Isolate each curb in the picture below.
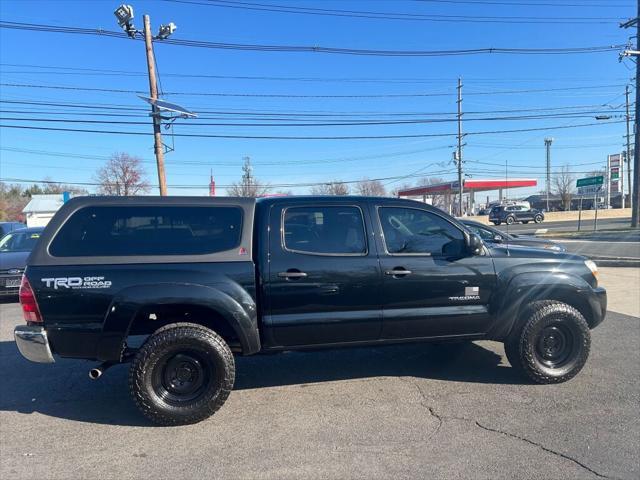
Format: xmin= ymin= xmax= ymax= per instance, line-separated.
xmin=538 ymin=228 xmax=640 ymax=239
xmin=589 ymin=257 xmax=640 ymax=268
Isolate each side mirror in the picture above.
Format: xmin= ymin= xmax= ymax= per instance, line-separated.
xmin=492 ymin=234 xmax=503 ymax=243
xmin=467 ymin=233 xmax=484 ymax=255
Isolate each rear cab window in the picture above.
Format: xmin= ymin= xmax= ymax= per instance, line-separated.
xmin=49 ymin=206 xmax=243 ymax=257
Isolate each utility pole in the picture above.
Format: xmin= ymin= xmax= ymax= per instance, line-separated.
xmin=143 ymin=15 xmax=168 ymax=196
xmin=545 ymin=138 xmax=553 ymax=211
xmin=635 ymin=3 xmax=640 ymax=227
xmin=457 ymin=77 xmax=464 ymax=217
xmin=620 ymin=3 xmax=640 ymax=227
xmin=114 ymin=5 xmax=179 ymax=197
xmin=625 ymin=85 xmax=631 ymax=209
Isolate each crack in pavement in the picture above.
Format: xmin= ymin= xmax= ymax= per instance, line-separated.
xmin=401 ymin=377 xmax=615 ymax=480
xmin=400 ymin=377 xmax=443 ymax=438
xmin=473 ymin=420 xmax=615 ymax=480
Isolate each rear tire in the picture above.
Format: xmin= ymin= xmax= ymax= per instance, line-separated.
xmin=129 ymin=322 xmax=235 ymax=426
xmin=523 ymin=221 xmax=529 ymax=224
xmin=504 ymin=301 xmax=590 ymax=384
xmin=493 ymin=221 xmax=501 ymax=226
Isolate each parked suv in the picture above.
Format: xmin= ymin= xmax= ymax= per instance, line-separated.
xmin=15 ymin=196 xmax=605 ymax=425
xmin=489 ymin=205 xmax=544 ymax=225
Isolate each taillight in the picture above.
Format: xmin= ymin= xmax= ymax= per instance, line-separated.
xmin=19 ymin=276 xmax=42 ymax=323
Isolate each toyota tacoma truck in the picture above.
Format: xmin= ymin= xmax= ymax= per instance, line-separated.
xmin=15 ymin=196 xmax=606 ymax=425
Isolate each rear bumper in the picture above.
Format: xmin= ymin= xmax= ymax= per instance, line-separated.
xmin=14 ymin=326 xmax=55 ymax=363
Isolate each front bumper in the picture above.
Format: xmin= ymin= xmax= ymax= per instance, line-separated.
xmin=589 ymin=286 xmax=607 ymax=329
xmin=14 ymin=326 xmax=55 ymax=363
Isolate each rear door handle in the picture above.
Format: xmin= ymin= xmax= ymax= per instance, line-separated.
xmin=278 ymin=271 xmax=308 ymax=279
xmin=385 ymin=268 xmax=412 ymax=277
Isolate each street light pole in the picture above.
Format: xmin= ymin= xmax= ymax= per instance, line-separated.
xmin=456 ymin=77 xmax=464 ymax=217
xmin=625 ymin=85 xmax=632 ymax=210
xmin=545 ymin=138 xmax=553 ymax=211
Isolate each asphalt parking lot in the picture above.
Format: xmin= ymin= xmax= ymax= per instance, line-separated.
xmin=1 ymin=270 xmax=638 ymax=480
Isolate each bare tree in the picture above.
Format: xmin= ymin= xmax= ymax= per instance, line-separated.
xmin=95 ymin=153 xmax=150 ymax=196
xmin=554 ymin=164 xmax=575 ymax=211
xmin=417 ymin=177 xmax=447 ymax=209
xmin=227 ymin=157 xmax=271 ymax=197
xmin=0 ymin=182 xmax=28 ymax=221
xmin=389 ymin=183 xmax=412 ymax=198
xmin=355 ymin=178 xmax=386 ymax=196
xmin=23 ymin=178 xmax=88 ymax=196
xmin=310 ymin=181 xmax=350 ymax=195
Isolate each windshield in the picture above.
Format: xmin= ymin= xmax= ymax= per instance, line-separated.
xmin=0 ymin=231 xmax=42 ymax=253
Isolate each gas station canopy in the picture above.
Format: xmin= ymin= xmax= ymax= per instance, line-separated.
xmin=398 ymin=178 xmax=537 ymax=197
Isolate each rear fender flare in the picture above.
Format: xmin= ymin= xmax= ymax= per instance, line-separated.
xmin=96 ymin=283 xmax=259 ymax=361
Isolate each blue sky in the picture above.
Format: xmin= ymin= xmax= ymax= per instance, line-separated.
xmin=0 ymin=0 xmax=635 ymax=199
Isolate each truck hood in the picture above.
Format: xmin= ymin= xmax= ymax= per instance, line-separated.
xmin=489 ymin=243 xmax=584 ymax=262
xmin=496 ymin=237 xmax=565 ymax=252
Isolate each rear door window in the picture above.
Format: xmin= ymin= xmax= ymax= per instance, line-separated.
xmin=49 ymin=206 xmax=243 ymax=257
xmin=283 ymin=205 xmax=367 ymax=255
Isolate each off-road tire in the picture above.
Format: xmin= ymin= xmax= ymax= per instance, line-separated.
xmin=504 ymin=301 xmax=590 ymax=384
xmin=534 ymin=214 xmax=544 ymax=223
xmin=129 ymin=322 xmax=235 ymax=426
xmin=505 ymin=216 xmax=515 ymax=225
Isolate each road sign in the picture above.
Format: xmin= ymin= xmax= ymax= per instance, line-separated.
xmin=576 ymin=176 xmax=604 ymax=188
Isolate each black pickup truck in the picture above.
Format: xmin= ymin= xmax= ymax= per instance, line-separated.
xmin=15 ymin=196 xmax=606 ymax=425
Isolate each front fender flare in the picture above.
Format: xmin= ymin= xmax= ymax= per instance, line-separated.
xmin=487 ymin=271 xmax=593 ymax=340
xmin=96 ymin=283 xmax=260 ymax=361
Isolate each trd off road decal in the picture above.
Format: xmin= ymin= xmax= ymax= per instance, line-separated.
xmin=41 ymin=276 xmax=112 ymax=290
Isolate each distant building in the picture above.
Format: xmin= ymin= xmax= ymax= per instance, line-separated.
xmin=22 ymin=194 xmax=67 ymax=227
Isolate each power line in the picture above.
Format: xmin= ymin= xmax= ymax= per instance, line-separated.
xmin=1 ymin=98 xmax=631 ymax=117
xmin=0 ymin=144 xmax=456 ymax=166
xmin=160 ymin=0 xmax=622 ymax=24
xmin=0 ymin=21 xmax=626 ymax=56
xmin=0 ymin=81 xmax=626 ymax=99
xmin=0 ymin=62 xmax=631 ymax=85
xmin=411 ymin=0 xmax=631 ymax=6
xmin=0 ymin=111 xmax=627 ymax=126
xmin=0 ymin=119 xmax=625 ymax=139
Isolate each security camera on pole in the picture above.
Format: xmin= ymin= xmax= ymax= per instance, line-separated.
xmin=113 ymin=4 xmax=187 ymax=196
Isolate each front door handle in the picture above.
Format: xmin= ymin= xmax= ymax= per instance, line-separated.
xmin=278 ymin=270 xmax=308 ymax=279
xmin=385 ymin=268 xmax=413 ymax=277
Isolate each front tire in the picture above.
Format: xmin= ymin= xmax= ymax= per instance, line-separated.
xmin=129 ymin=323 xmax=235 ymax=425
xmin=534 ymin=214 xmax=544 ymax=223
xmin=504 ymin=301 xmax=590 ymax=384
xmin=505 ymin=216 xmax=515 ymax=225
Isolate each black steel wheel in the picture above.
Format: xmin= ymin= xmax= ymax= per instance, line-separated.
xmin=504 ymin=301 xmax=590 ymax=384
xmin=129 ymin=323 xmax=235 ymax=425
